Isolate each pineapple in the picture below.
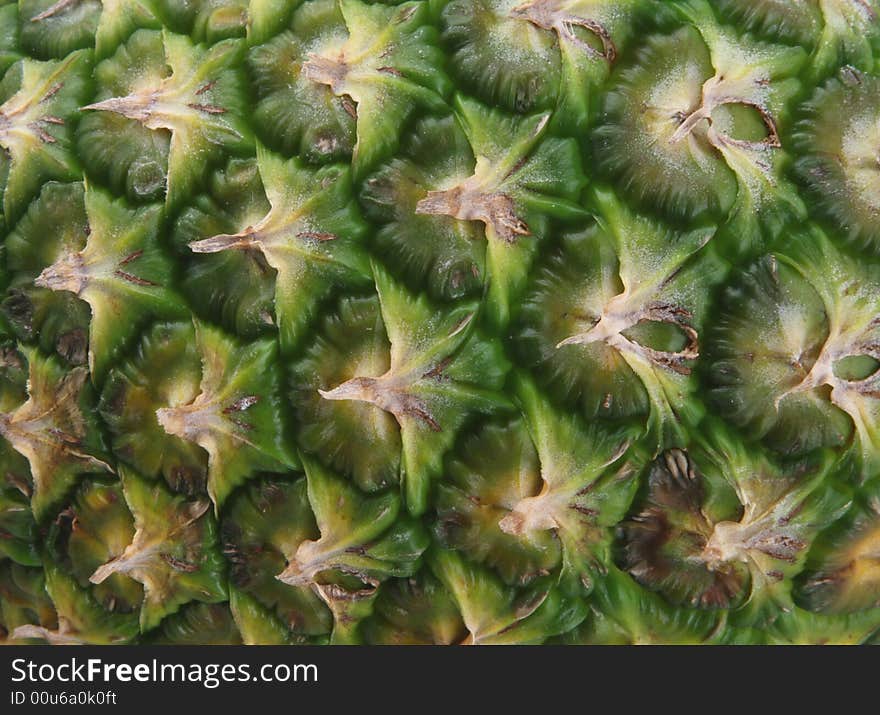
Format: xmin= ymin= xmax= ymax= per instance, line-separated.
xmin=0 ymin=0 xmax=879 ymax=646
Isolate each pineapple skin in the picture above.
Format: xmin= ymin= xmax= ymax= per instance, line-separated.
xmin=0 ymin=0 xmax=878 ymax=645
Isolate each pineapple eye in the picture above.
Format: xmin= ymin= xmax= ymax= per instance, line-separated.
xmin=6 ymin=0 xmax=880 ymax=648
xmin=616 ymin=449 xmax=750 ymax=610
xmin=713 ymin=0 xmax=823 ymax=48
xmin=46 ymin=479 xmax=143 ymax=621
xmin=436 ymin=418 xmax=562 ymax=587
xmin=362 ymin=575 xmax=467 ymax=645
xmin=151 ymin=603 xmax=242 ymax=645
xmin=832 ymin=354 xmax=880 ymax=382
xmin=19 ymin=0 xmax=101 ymax=60
xmin=796 ymin=495 xmax=880 ymax=615
xmin=795 ymin=69 xmax=880 ymax=251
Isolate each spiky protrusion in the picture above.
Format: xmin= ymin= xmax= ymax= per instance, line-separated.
xmin=0 ymin=52 xmax=90 ymax=222
xmin=89 ymin=468 xmax=226 ymax=631
xmin=0 ymin=350 xmax=111 ymax=521
xmin=152 ymin=326 xmax=296 ymax=509
xmin=619 ymin=430 xmax=850 ymax=619
xmin=294 ymin=0 xmax=450 ymax=176
xmin=101 ymin=320 xmax=295 ymax=511
xmin=709 ymin=229 xmax=880 ymax=476
xmin=515 ymin=189 xmax=722 ymax=446
xmin=189 ymin=147 xmax=370 ymax=352
xmin=305 ymin=266 xmax=510 ymax=515
xmin=415 ymin=97 xmax=586 ymax=325
xmin=78 ymin=29 xmax=251 ymax=208
xmin=595 ymin=2 xmax=806 ymax=246
xmin=33 ymin=186 xmax=183 ymax=382
xmin=440 ymin=0 xmax=639 ymax=128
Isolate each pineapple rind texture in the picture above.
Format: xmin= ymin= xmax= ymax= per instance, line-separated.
xmin=0 ymin=0 xmax=879 ymax=646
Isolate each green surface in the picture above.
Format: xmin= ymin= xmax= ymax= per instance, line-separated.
xmin=0 ymin=0 xmax=879 ymax=644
